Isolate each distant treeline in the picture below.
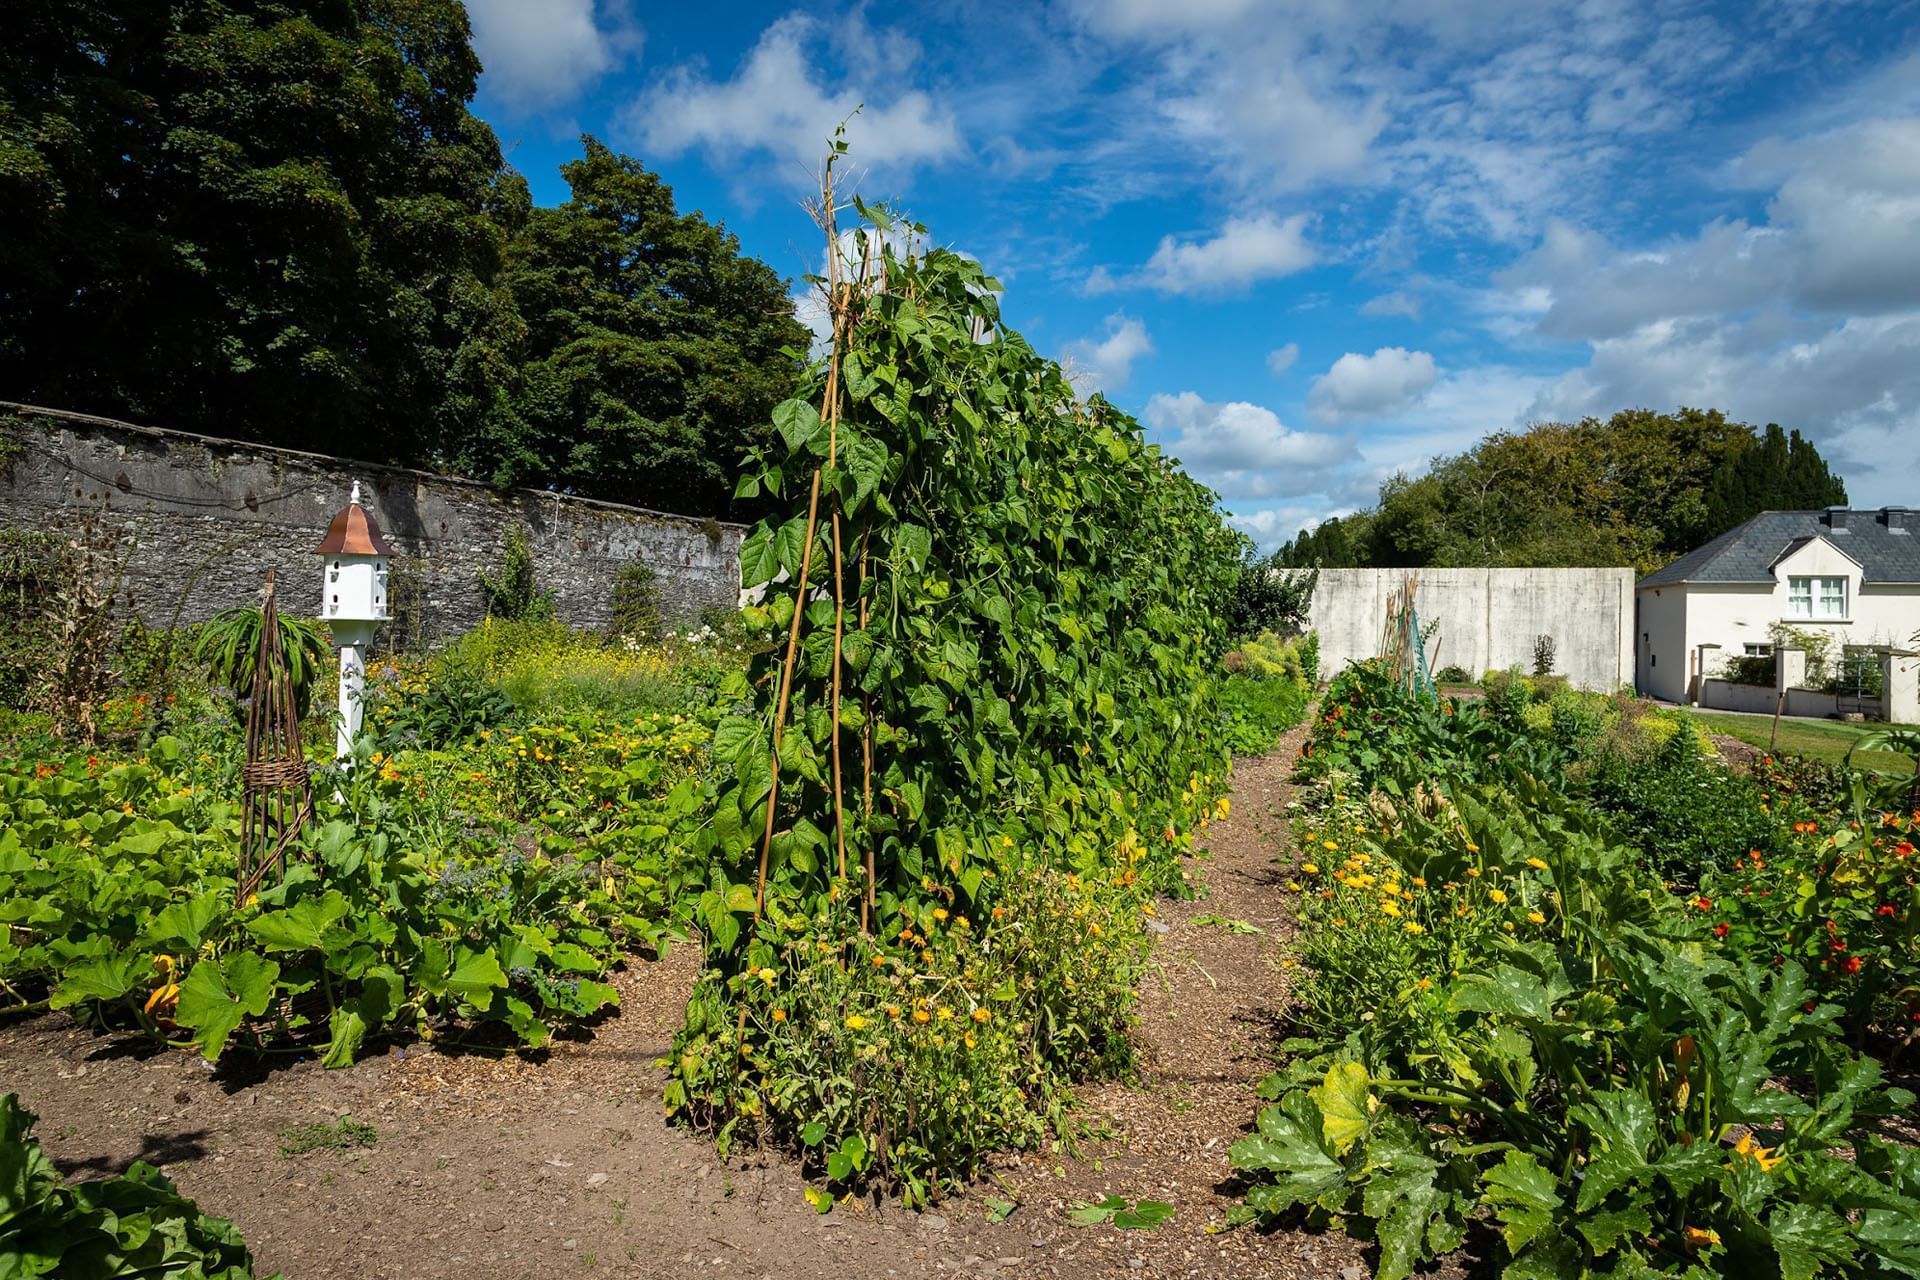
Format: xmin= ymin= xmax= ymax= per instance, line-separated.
xmin=0 ymin=1 xmax=806 ymax=518
xmin=1273 ymin=409 xmax=1847 ymax=574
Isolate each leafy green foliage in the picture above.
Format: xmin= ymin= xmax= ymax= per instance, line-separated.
xmin=1273 ymin=410 xmax=1846 ymax=575
xmin=1067 ymin=1196 xmax=1176 ymax=1229
xmin=0 ymin=0 xmax=523 ymax=464
xmin=479 ymin=524 xmax=555 ymax=623
xmin=1224 ymin=546 xmax=1316 ymax=640
xmin=1247 ymin=656 xmax=1920 ymax=1278
xmin=1582 ymin=730 xmax=1784 ymax=879
xmin=0 ymin=681 xmax=716 ymax=1060
xmin=455 ymin=138 xmax=807 ymax=515
xmin=193 ymin=607 xmax=330 ymax=716
xmin=0 ymin=1092 xmax=272 ymax=1278
xmin=670 ymin=188 xmax=1240 ymax=1204
xmin=1219 ymin=673 xmax=1311 ymax=756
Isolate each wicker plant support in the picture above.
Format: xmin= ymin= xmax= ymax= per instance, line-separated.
xmin=237 ymin=568 xmax=314 ymax=903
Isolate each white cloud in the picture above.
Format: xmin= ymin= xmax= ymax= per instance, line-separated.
xmin=1361 ymin=291 xmax=1422 ymax=320
xmin=1493 ymin=116 xmax=1920 ymax=507
xmin=627 ymin=15 xmax=962 ymax=175
xmin=1062 ymin=313 xmax=1154 ymax=392
xmin=1266 ymin=342 xmax=1300 ymax=375
xmin=1143 ymin=391 xmax=1353 ymax=501
xmin=1308 ymin=347 xmax=1439 ymax=422
xmin=1097 ymin=214 xmax=1315 ymax=295
xmin=467 ymin=0 xmax=638 ymax=111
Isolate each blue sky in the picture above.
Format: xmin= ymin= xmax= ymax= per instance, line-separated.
xmin=464 ymin=0 xmax=1920 ymax=549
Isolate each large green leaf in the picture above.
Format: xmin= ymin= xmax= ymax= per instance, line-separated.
xmin=174 ymin=952 xmax=280 ymax=1061
xmin=1480 ymin=1150 xmax=1559 ymax=1254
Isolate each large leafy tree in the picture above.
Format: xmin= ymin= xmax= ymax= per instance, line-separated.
xmin=0 ymin=0 xmax=526 ymax=462
xmin=458 ymin=138 xmax=807 ymax=515
xmin=1275 ymin=408 xmax=1848 ymax=574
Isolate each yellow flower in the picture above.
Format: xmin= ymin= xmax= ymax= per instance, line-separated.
xmin=1403 ymin=921 xmax=1425 ymax=935
xmin=1380 ymin=900 xmax=1402 ymax=917
xmin=870 ymin=954 xmax=887 ymax=967
xmin=972 ymin=1007 xmax=991 ymax=1023
xmin=1411 ymin=877 xmax=1426 ymax=888
xmin=1526 ymin=857 xmax=1548 ymax=870
xmin=845 ymin=1015 xmax=869 ymax=1031
xmin=1382 ymin=881 xmax=1401 ymax=897
xmin=937 ymin=1006 xmax=955 ymax=1021
xmin=964 ymin=1030 xmax=977 ymax=1049
xmin=933 ymin=908 xmax=950 ymax=923
xmin=1488 ymin=888 xmax=1508 ymax=904
xmin=1682 ymin=1226 xmax=1722 ymax=1252
xmin=1465 ymin=842 xmax=1480 ymax=853
xmin=1301 ymin=863 xmax=1319 ymax=875
xmin=1526 ymin=910 xmax=1546 ymax=925
xmin=757 ymin=967 xmax=777 ymax=984
xmin=1322 ymin=840 xmax=1338 ymax=851
xmin=1466 ymin=868 xmax=1482 ymax=878
xmin=885 ymin=1004 xmax=902 ymax=1019
xmin=912 ymin=1008 xmax=931 ymax=1024
xmin=1733 ymin=1134 xmax=1783 ymax=1173
xmin=1415 ymin=978 xmax=1432 ymax=990
xmin=772 ymin=1008 xmax=787 ymax=1022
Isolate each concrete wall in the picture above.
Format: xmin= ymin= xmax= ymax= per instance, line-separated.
xmin=1307 ymin=567 xmax=1636 ymax=691
xmin=0 ymin=407 xmax=744 ymax=638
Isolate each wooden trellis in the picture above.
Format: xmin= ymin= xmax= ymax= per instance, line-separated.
xmin=238 ymin=568 xmax=313 ymax=903
xmin=1378 ymin=573 xmax=1438 ymax=701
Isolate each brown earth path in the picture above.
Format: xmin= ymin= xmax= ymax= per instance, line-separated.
xmin=1 ymin=725 xmax=1366 ymax=1280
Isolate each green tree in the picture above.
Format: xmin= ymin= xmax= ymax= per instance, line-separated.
xmin=459 ymin=137 xmax=807 ymax=515
xmin=1273 ymin=408 xmax=1848 ymax=573
xmin=0 ymin=0 xmax=525 ymax=462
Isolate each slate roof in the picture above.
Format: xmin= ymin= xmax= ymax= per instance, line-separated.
xmin=1640 ymin=509 xmax=1920 ymax=588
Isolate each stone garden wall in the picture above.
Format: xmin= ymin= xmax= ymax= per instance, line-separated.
xmin=0 ymin=405 xmax=743 ymax=638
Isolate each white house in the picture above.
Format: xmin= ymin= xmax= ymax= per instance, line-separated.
xmin=1636 ymin=507 xmax=1920 ymax=712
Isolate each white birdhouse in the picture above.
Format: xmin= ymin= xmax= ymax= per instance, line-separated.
xmin=315 ymin=481 xmax=393 ymax=623
xmin=315 ymin=481 xmax=394 ymax=762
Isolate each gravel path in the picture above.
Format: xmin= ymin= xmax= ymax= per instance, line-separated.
xmin=2 ymin=728 xmax=1365 ymax=1279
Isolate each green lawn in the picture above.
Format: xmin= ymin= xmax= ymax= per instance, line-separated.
xmin=1690 ymin=710 xmax=1918 ymax=777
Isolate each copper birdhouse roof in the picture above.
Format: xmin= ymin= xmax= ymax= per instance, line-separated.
xmin=314 ymin=492 xmax=395 ymax=557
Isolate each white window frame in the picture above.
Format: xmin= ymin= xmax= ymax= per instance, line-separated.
xmin=1743 ymin=643 xmax=1773 ymax=657
xmin=1786 ymin=575 xmax=1848 ymax=620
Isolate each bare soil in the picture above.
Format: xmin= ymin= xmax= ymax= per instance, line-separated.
xmin=2 ymin=726 xmax=1383 ymax=1279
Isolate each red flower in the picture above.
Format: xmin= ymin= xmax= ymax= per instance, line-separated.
xmin=1878 ymin=904 xmax=1897 ymax=917
xmin=1842 ymin=956 xmax=1863 ymax=975
xmin=1713 ymin=923 xmax=1729 ymax=939
xmin=1694 ymin=896 xmax=1712 ymax=911
xmin=1895 ymin=840 xmax=1915 ymax=859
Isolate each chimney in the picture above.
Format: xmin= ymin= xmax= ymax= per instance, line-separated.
xmin=1824 ymin=506 xmax=1850 ymax=531
xmin=1884 ymin=506 xmax=1912 ymax=533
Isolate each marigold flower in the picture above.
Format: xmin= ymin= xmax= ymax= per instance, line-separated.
xmin=972 ymin=1007 xmax=991 ymax=1023
xmin=1380 ymin=901 xmax=1402 ymax=917
xmin=772 ymin=1008 xmax=787 ymax=1022
xmin=1488 ymin=888 xmax=1508 ymax=904
xmin=912 ymin=1008 xmax=931 ymax=1024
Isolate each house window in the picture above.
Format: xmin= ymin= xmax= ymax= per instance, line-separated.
xmin=1787 ymin=575 xmax=1847 ymax=619
xmin=1743 ymin=643 xmax=1773 ymax=657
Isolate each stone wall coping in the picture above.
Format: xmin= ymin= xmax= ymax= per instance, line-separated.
xmin=0 ymin=400 xmax=748 ymax=532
